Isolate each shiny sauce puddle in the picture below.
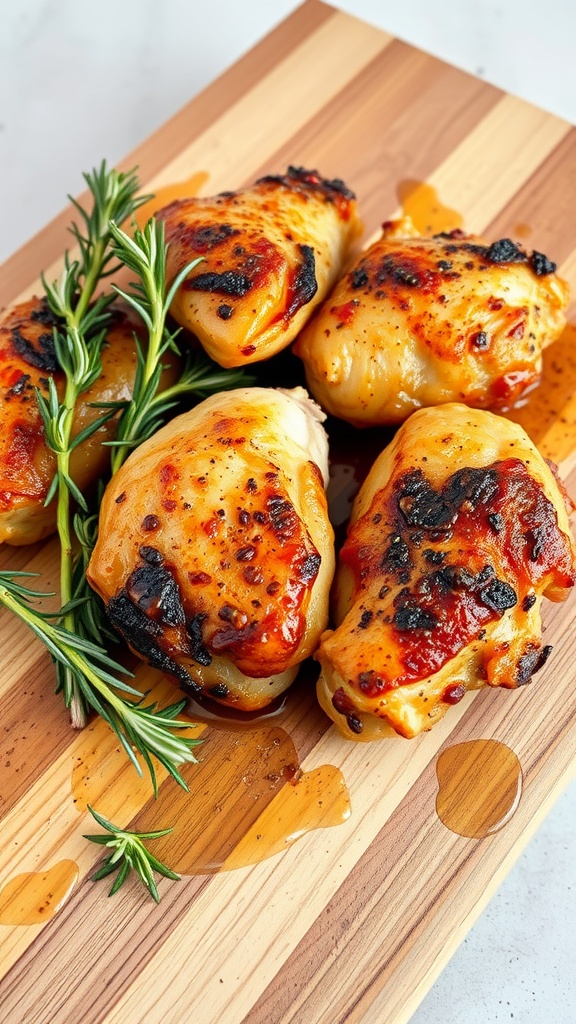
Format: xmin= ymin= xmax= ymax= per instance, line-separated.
xmin=71 ymin=667 xmax=349 ymax=877
xmin=0 ymin=860 xmax=78 ymax=925
xmin=436 ymin=740 xmax=523 ymax=838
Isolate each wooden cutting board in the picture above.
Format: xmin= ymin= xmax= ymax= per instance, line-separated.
xmin=1 ymin=3 xmax=575 ymax=1022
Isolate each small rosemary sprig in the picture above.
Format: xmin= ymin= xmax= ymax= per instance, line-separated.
xmin=84 ymin=805 xmax=179 ymax=902
xmin=0 ymin=571 xmax=201 ymax=794
xmin=38 ymin=161 xmax=148 ymax=728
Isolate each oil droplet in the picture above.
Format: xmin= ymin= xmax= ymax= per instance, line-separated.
xmin=223 ymin=765 xmax=350 ymax=871
xmin=0 ymin=860 xmax=78 ymax=925
xmin=131 ymin=725 xmax=349 ymax=874
xmin=133 ymin=171 xmax=209 ymax=229
xmin=397 ymin=180 xmax=463 ymax=235
xmin=513 ymin=222 xmax=532 ymax=239
xmin=503 ymin=322 xmax=576 ymax=463
xmin=436 ymin=739 xmax=522 ymax=838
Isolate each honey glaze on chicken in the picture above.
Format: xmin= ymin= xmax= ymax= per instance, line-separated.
xmin=294 ymin=217 xmax=569 ymax=426
xmin=0 ymin=296 xmax=144 ymax=545
xmin=316 ymin=405 xmax=576 ymax=740
xmin=157 ymin=166 xmax=362 ymax=367
xmin=87 ymin=387 xmax=335 ymax=710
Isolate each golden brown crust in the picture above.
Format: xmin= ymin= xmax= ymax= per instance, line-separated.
xmin=158 ymin=167 xmax=362 ymax=367
xmin=294 ymin=218 xmax=569 ymax=426
xmin=316 ymin=405 xmax=576 ymax=739
xmin=87 ymin=387 xmax=334 ymax=710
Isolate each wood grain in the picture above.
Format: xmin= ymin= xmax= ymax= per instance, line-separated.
xmin=0 ymin=3 xmax=575 ymax=1023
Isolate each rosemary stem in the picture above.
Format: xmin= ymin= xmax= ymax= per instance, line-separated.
xmin=75 ymin=236 xmax=107 ymax=323
xmin=109 ymin=268 xmax=165 ymax=475
xmin=139 ymin=275 xmax=165 ymax=403
xmin=56 ymin=372 xmax=86 ymax=728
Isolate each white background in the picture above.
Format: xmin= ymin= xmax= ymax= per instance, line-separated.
xmin=1 ymin=2 xmax=575 ymax=1022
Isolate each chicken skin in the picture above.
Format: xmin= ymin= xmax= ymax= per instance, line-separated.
xmin=87 ymin=387 xmax=334 ymax=710
xmin=0 ymin=296 xmax=144 ymax=546
xmin=316 ymin=404 xmax=576 ymax=740
xmin=294 ymin=217 xmax=569 ymax=426
xmin=157 ymin=166 xmax=362 ymax=368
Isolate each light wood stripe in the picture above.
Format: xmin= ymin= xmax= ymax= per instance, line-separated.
xmin=0 ymin=669 xmax=203 ymax=978
xmin=486 ymin=126 xmax=576 ymax=262
xmin=413 ymin=95 xmax=570 ymax=234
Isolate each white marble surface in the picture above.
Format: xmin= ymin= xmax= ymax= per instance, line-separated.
xmin=1 ymin=2 xmax=575 ymax=1022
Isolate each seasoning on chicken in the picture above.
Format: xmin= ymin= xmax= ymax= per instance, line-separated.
xmin=157 ymin=166 xmax=362 ymax=368
xmin=0 ymin=296 xmax=145 ymax=546
xmin=294 ymin=217 xmax=569 ymax=426
xmin=87 ymin=386 xmax=334 ymax=710
xmin=316 ymin=404 xmax=576 ymax=740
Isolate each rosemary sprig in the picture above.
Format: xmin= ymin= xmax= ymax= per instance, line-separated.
xmin=0 ymin=571 xmax=201 ymax=794
xmin=84 ymin=805 xmax=179 ymax=902
xmin=106 ymin=217 xmax=203 ymax=472
xmin=38 ymin=162 xmax=148 ymax=727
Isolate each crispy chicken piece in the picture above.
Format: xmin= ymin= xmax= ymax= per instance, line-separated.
xmin=157 ymin=166 xmax=362 ymax=368
xmin=0 ymin=296 xmax=145 ymax=546
xmin=316 ymin=404 xmax=576 ymax=740
xmin=87 ymin=387 xmax=334 ymax=710
xmin=294 ymin=217 xmax=569 ymax=426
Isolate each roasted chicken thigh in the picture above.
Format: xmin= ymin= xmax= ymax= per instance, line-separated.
xmin=158 ymin=166 xmax=362 ymax=368
xmin=295 ymin=218 xmax=569 ymax=426
xmin=87 ymin=386 xmax=334 ymax=710
xmin=0 ymin=297 xmax=143 ymax=545
xmin=316 ymin=404 xmax=576 ymax=740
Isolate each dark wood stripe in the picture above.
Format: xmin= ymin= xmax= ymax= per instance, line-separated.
xmin=250 ymin=39 xmax=502 ymax=236
xmin=242 ymin=586 xmax=576 ymax=1024
xmin=486 ymin=127 xmax=576 ymax=263
xmin=0 ymin=0 xmax=334 ymax=305
xmin=0 ymin=658 xmax=72 ymax=822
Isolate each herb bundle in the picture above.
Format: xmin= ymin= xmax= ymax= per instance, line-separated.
xmin=36 ymin=162 xmax=147 ymax=726
xmin=0 ymin=162 xmax=251 ymax=792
